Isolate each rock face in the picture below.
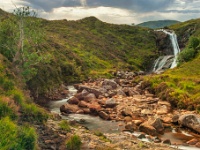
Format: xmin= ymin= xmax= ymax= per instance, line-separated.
xmin=178 ymin=114 xmax=200 ymax=133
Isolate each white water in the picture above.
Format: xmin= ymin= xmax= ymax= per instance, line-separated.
xmin=153 ymin=29 xmax=181 ymax=72
xmin=48 ymin=86 xmax=124 ymax=133
xmin=162 ymin=30 xmax=181 ymax=68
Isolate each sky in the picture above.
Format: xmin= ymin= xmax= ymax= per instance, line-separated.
xmin=0 ymin=0 xmax=200 ymax=24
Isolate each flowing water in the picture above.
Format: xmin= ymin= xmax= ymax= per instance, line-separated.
xmin=49 ymin=86 xmax=200 ymax=149
xmin=49 ymin=86 xmax=124 ymax=133
xmin=153 ymin=29 xmax=181 ymax=72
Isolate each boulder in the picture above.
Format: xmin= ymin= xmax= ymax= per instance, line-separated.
xmin=133 ymin=120 xmax=143 ymax=126
xmin=171 ymin=114 xmax=179 ymax=123
xmin=88 ymin=103 xmax=101 ymax=115
xmin=60 ymin=104 xmax=80 ymax=114
xmin=162 ymin=139 xmax=171 ymax=145
xmin=105 ymin=98 xmax=117 ymax=108
xmin=149 ymin=118 xmax=164 ymax=133
xmin=76 ymin=85 xmax=102 ymax=97
xmin=99 ymin=111 xmax=110 ymax=120
xmin=78 ymin=101 xmax=89 ymax=108
xmin=84 ymin=93 xmax=96 ymax=102
xmin=102 ymin=79 xmax=118 ymax=89
xmin=117 ymin=89 xmax=126 ymax=96
xmin=139 ymin=122 xmax=157 ymax=136
xmin=121 ymin=108 xmax=132 ymax=117
xmin=124 ymin=116 xmax=132 ymax=123
xmin=67 ymin=97 xmax=79 ymax=105
xmin=125 ymin=122 xmax=136 ymax=132
xmin=178 ymin=114 xmax=200 ymax=133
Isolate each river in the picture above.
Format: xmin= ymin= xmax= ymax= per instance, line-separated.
xmin=48 ymin=85 xmax=200 ymax=150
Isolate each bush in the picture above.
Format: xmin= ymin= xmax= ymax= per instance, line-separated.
xmin=21 ymin=103 xmax=48 ymax=123
xmin=18 ymin=125 xmax=37 ymax=150
xmin=0 ymin=118 xmax=37 ymax=150
xmin=0 ymin=117 xmax=18 ymax=149
xmin=66 ymin=135 xmax=82 ymax=150
xmin=178 ymin=48 xmax=195 ymax=63
xmin=0 ymin=98 xmax=18 ymax=120
xmin=59 ymin=120 xmax=71 ymax=132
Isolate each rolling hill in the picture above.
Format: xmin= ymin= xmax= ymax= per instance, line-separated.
xmin=137 ymin=20 xmax=180 ymax=29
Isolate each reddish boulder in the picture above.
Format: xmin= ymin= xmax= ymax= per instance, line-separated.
xmin=84 ymin=93 xmax=96 ymax=102
xmin=99 ymin=111 xmax=110 ymax=120
xmin=139 ymin=122 xmax=157 ymax=136
xmin=67 ymin=97 xmax=79 ymax=105
xmin=60 ymin=104 xmax=80 ymax=114
xmin=78 ymin=101 xmax=89 ymax=108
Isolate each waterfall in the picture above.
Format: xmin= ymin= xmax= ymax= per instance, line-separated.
xmin=153 ymin=29 xmax=180 ymax=73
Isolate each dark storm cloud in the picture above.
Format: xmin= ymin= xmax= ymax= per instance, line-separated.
xmin=20 ymin=0 xmax=81 ymax=11
xmin=88 ymin=0 xmax=175 ymax=12
xmin=20 ymin=0 xmax=175 ymax=12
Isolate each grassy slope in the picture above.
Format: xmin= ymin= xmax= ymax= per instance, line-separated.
xmin=27 ymin=17 xmax=158 ymax=96
xmin=137 ymin=20 xmax=180 ymax=29
xmin=145 ymin=18 xmax=200 ymax=111
xmin=0 ymin=54 xmax=48 ymax=149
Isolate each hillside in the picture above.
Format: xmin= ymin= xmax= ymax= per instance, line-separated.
xmin=1 ymin=7 xmax=200 ymax=150
xmin=144 ymin=18 xmax=200 ymax=111
xmin=3 ymin=16 xmax=158 ymax=98
xmin=137 ymin=20 xmax=180 ymax=29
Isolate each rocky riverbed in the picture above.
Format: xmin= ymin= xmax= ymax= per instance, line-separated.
xmin=58 ymin=71 xmax=200 ymax=149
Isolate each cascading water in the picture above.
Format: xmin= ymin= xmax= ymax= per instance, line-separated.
xmin=153 ymin=29 xmax=181 ymax=73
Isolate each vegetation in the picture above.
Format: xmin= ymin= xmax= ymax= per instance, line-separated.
xmin=144 ymin=18 xmax=200 ymax=111
xmin=66 ymin=135 xmax=82 ymax=150
xmin=137 ymin=20 xmax=180 ymax=29
xmin=94 ymin=131 xmax=111 ymax=142
xmin=59 ymin=120 xmax=71 ymax=132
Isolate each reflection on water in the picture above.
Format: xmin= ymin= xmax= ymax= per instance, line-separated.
xmin=48 ymin=85 xmax=124 ymax=133
xmin=62 ymin=114 xmax=124 ymax=133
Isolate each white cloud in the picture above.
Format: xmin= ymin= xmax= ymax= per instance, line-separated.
xmin=80 ymin=0 xmax=87 ymax=7
xmin=40 ymin=6 xmax=138 ymax=24
xmin=0 ymin=0 xmax=199 ymax=24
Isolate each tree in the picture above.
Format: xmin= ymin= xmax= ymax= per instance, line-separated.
xmin=0 ymin=6 xmax=49 ymax=81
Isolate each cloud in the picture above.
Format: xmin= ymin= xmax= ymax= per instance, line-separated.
xmin=80 ymin=0 xmax=87 ymax=7
xmin=0 ymin=0 xmax=199 ymax=24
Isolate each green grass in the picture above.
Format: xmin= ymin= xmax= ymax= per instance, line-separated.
xmin=66 ymin=135 xmax=82 ymax=150
xmin=59 ymin=120 xmax=71 ymax=132
xmin=0 ymin=117 xmax=37 ymax=150
xmin=145 ymin=53 xmax=200 ymax=110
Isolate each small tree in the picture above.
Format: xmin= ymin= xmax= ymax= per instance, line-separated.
xmin=14 ymin=7 xmax=44 ymax=81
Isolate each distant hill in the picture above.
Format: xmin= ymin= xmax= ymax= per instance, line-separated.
xmin=137 ymin=20 xmax=180 ymax=29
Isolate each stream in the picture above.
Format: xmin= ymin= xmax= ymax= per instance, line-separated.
xmin=49 ymin=86 xmax=124 ymax=133
xmin=49 ymin=86 xmax=200 ymax=150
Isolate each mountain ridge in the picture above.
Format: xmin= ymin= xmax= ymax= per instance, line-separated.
xmin=137 ymin=20 xmax=180 ymax=29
